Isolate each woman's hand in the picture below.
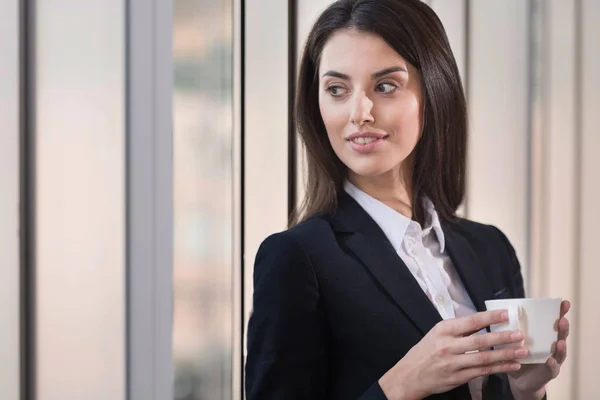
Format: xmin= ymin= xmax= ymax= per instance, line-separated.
xmin=379 ymin=310 xmax=528 ymax=400
xmin=507 ymin=300 xmax=571 ymax=400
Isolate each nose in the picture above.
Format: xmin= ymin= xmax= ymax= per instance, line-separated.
xmin=350 ymin=90 xmax=374 ymax=126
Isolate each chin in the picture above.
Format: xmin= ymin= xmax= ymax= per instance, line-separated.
xmin=346 ymin=163 xmax=394 ymax=178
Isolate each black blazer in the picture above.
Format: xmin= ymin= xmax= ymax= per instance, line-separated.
xmin=245 ymin=193 xmax=527 ymax=400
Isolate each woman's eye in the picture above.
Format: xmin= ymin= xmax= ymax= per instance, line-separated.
xmin=327 ymin=86 xmax=348 ymax=97
xmin=376 ymin=83 xmax=397 ymax=94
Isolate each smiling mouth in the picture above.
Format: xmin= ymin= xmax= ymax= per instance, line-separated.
xmin=348 ymin=136 xmax=386 ymax=145
xmin=346 ymin=131 xmax=389 ymax=143
xmin=346 ymin=134 xmax=388 ymax=153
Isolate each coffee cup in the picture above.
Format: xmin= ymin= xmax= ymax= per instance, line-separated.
xmin=484 ymin=297 xmax=562 ymax=364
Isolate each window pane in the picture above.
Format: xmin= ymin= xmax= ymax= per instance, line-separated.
xmin=172 ymin=0 xmax=233 ymax=399
xmin=0 ymin=0 xmax=20 ymax=398
xmin=34 ymin=1 xmax=126 ymax=398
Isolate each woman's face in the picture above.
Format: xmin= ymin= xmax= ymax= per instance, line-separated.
xmin=318 ymin=29 xmax=424 ymax=181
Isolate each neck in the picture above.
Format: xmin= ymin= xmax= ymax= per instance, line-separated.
xmin=348 ymin=166 xmax=414 ymax=219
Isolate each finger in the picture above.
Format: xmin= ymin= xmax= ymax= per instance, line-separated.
xmin=453 ymin=330 xmax=524 ymax=354
xmin=560 ymin=300 xmax=571 ymax=319
xmin=446 ymin=310 xmax=509 ymax=337
xmin=546 ymin=357 xmax=561 ymax=379
xmin=554 ymin=340 xmax=568 ymax=364
xmin=557 ymin=317 xmax=570 ymax=341
xmin=453 ymin=361 xmax=522 ymax=384
xmin=457 ymin=345 xmax=529 ymax=369
xmin=508 ymin=365 xmax=525 ymax=379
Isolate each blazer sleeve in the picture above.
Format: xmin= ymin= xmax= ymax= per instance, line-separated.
xmin=245 ymin=232 xmax=330 ymax=400
xmin=359 ymin=382 xmax=390 ymax=399
xmin=245 ymin=232 xmax=390 ymax=400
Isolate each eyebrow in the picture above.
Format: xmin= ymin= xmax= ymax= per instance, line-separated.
xmin=321 ymin=66 xmax=408 ymax=80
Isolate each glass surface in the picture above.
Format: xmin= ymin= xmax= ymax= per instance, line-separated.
xmin=172 ymin=0 xmax=234 ymax=399
xmin=0 ymin=0 xmax=20 ymax=397
xmin=35 ymin=1 xmax=126 ymax=399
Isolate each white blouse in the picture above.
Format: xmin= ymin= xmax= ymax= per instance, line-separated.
xmin=344 ymin=180 xmax=485 ymax=399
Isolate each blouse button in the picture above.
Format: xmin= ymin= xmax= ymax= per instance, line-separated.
xmin=435 ymin=294 xmax=445 ymax=305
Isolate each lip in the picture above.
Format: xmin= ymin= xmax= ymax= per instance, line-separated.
xmin=346 ymin=131 xmax=388 ymax=153
xmin=346 ymin=131 xmax=388 ymax=141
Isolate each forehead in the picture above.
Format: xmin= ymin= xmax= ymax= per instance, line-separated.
xmin=319 ymin=29 xmax=409 ymax=74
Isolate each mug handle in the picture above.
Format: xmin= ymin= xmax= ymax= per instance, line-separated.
xmin=507 ymin=305 xmax=522 ymax=336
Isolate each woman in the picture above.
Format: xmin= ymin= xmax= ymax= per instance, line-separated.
xmin=245 ymin=0 xmax=570 ymax=399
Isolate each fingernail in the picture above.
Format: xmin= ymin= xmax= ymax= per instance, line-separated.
xmin=511 ymin=331 xmax=524 ymax=341
xmin=501 ymin=311 xmax=508 ymax=319
xmin=515 ymin=348 xmax=528 ymax=357
xmin=512 ymin=363 xmax=522 ymax=370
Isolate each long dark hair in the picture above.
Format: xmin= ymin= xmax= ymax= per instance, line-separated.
xmin=291 ymin=0 xmax=467 ymax=227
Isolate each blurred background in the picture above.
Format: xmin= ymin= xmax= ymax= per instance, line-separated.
xmin=1 ymin=0 xmax=598 ymax=399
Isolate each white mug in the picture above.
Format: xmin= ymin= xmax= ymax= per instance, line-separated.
xmin=484 ymin=298 xmax=562 ymax=364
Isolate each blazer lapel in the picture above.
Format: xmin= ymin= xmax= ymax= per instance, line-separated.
xmin=443 ymin=222 xmax=496 ymax=312
xmin=332 ymin=194 xmax=442 ymax=336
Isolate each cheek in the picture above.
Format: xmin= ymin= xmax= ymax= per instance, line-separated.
xmin=385 ymin=97 xmax=423 ymax=141
xmin=319 ymin=101 xmax=347 ymax=139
